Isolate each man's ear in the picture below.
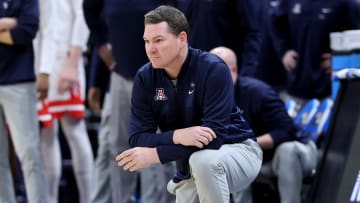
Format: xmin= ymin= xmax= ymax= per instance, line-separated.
xmin=231 ymin=65 xmax=238 ymax=75
xmin=179 ymin=31 xmax=187 ymax=44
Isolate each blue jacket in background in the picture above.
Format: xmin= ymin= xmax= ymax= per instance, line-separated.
xmin=0 ymin=0 xmax=39 ymax=85
xmin=130 ymin=47 xmax=254 ymax=181
xmin=271 ymin=0 xmax=360 ymax=99
xmin=255 ymin=0 xmax=287 ymax=92
xmin=180 ymin=0 xmax=262 ymax=76
xmin=83 ymin=0 xmax=181 ymax=79
xmin=234 ymin=76 xmax=297 ymax=161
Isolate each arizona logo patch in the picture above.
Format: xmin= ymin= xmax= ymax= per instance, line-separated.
xmin=154 ymin=88 xmax=168 ymax=101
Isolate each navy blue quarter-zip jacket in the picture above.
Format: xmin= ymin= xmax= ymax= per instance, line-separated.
xmin=271 ymin=0 xmax=360 ymax=99
xmin=234 ymin=76 xmax=297 ymax=161
xmin=180 ymin=0 xmax=262 ymax=76
xmin=0 ymin=0 xmax=39 ymax=84
xmin=130 ymin=47 xmax=254 ymax=181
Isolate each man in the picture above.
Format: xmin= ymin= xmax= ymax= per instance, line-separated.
xmin=0 ymin=0 xmax=49 ymax=202
xmin=115 ymin=6 xmax=262 ymax=203
xmin=210 ymin=46 xmax=317 ymax=203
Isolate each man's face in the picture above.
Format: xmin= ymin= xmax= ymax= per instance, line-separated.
xmin=143 ymin=21 xmax=183 ymax=69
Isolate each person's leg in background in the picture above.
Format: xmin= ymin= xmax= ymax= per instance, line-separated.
xmin=272 ymin=141 xmax=317 ymax=203
xmin=109 ymin=72 xmax=138 ymax=203
xmin=0 ymin=106 xmax=17 ymax=203
xmin=40 ymin=121 xmax=61 ymax=203
xmin=60 ymin=115 xmax=94 ymax=203
xmin=0 ymin=83 xmax=49 ymax=203
xmin=91 ymin=93 xmax=112 ymax=203
xmin=140 ymin=162 xmax=176 ymax=203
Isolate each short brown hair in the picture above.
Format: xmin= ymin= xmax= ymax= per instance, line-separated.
xmin=144 ymin=5 xmax=189 ymax=36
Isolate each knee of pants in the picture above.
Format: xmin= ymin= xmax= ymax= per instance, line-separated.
xmin=18 ymin=146 xmax=41 ymax=171
xmin=276 ymin=142 xmax=298 ymax=160
xmin=189 ymin=151 xmax=224 ymax=176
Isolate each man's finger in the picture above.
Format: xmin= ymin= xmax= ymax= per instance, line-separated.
xmin=123 ymin=159 xmax=136 ymax=171
xmin=202 ymin=127 xmax=216 ymax=138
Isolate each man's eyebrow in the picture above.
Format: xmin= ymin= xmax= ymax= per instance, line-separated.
xmin=143 ymin=35 xmax=164 ymax=40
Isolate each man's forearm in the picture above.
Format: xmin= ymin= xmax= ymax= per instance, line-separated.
xmin=67 ymin=45 xmax=83 ymax=67
xmin=98 ymin=43 xmax=116 ymax=70
xmin=0 ymin=17 xmax=18 ymax=30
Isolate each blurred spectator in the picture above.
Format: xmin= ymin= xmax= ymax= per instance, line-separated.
xmin=271 ymin=0 xmax=360 ymax=106
xmin=0 ymin=0 xmax=50 ymax=202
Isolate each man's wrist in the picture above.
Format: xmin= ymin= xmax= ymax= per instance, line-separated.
xmin=173 ymin=129 xmax=179 ymax=144
xmin=151 ymin=148 xmax=161 ymax=164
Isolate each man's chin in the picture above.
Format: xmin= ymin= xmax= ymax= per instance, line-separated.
xmin=151 ymin=64 xmax=163 ymax=69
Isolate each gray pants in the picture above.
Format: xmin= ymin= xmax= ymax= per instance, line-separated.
xmin=0 ymin=83 xmax=49 ymax=203
xmin=110 ymin=72 xmax=176 ymax=203
xmin=167 ymin=139 xmax=263 ymax=203
xmin=234 ymin=141 xmax=317 ymax=203
xmin=91 ymin=93 xmax=112 ymax=203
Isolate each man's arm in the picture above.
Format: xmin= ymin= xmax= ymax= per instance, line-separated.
xmin=256 ymin=83 xmax=297 ymax=147
xmin=83 ymin=0 xmax=115 ymax=69
xmin=0 ymin=17 xmax=18 ymax=30
xmin=36 ymin=0 xmax=59 ymax=99
xmin=58 ymin=0 xmax=89 ymax=93
xmin=6 ymin=0 xmax=39 ymax=46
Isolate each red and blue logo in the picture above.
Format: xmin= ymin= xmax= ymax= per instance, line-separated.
xmin=154 ymin=88 xmax=168 ymax=101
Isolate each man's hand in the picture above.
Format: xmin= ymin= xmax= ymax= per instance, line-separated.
xmin=58 ymin=62 xmax=79 ymax=93
xmin=320 ymin=53 xmax=332 ymax=74
xmin=282 ymin=50 xmax=298 ymax=72
xmin=87 ymin=87 xmax=101 ymax=114
xmin=0 ymin=17 xmax=18 ymax=30
xmin=115 ymin=147 xmax=160 ymax=171
xmin=98 ymin=43 xmax=116 ymax=70
xmin=36 ymin=73 xmax=49 ymax=100
xmin=173 ymin=126 xmax=216 ymax=148
xmin=58 ymin=46 xmax=82 ymax=93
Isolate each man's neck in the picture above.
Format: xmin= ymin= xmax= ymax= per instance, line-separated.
xmin=164 ymin=47 xmax=188 ymax=79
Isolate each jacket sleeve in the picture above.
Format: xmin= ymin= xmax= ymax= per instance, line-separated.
xmin=88 ymin=49 xmax=110 ymax=90
xmin=82 ymin=0 xmax=108 ymax=48
xmin=10 ymin=0 xmax=39 ymax=45
xmin=70 ymin=0 xmax=89 ymax=49
xmin=258 ymin=85 xmax=297 ymax=145
xmin=37 ymin=0 xmax=58 ymax=74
